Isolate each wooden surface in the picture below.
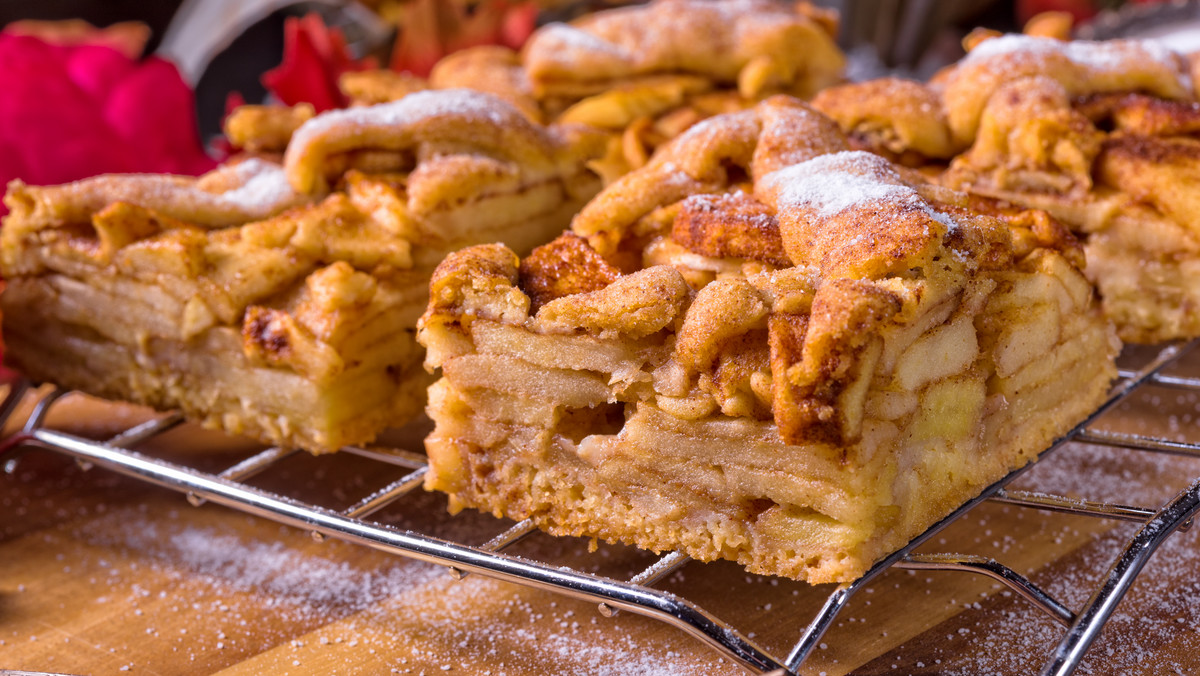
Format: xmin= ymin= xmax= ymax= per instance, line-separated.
xmin=4 ymin=351 xmax=1200 ymax=676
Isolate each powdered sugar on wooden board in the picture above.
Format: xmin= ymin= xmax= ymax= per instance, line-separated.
xmin=54 ymin=506 xmax=722 ymax=675
xmin=8 ymin=379 xmax=1200 ymax=674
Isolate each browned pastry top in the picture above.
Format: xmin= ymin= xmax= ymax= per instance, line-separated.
xmin=3 ymin=158 xmax=309 ymax=239
xmin=942 ymin=34 xmax=1193 ymax=146
xmin=523 ymin=0 xmax=844 ymax=100
xmin=283 ymin=88 xmax=606 ymax=197
xmin=425 ymin=96 xmax=1083 ymax=446
xmin=569 ymin=95 xmax=1029 ymax=280
xmin=812 ymin=77 xmax=958 ymax=161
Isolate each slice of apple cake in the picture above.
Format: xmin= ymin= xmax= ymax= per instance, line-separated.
xmin=1 ymin=89 xmax=607 ymax=453
xmin=814 ymin=30 xmax=1200 ymax=343
xmin=937 ymin=34 xmax=1200 ymax=343
xmin=418 ymin=96 xmax=1118 ymax=583
xmin=335 ymin=0 xmax=845 ymax=184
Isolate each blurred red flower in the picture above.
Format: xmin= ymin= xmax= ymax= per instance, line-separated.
xmin=0 ymin=24 xmax=217 ymax=371
xmin=262 ymin=13 xmax=378 ymax=112
xmin=0 ymin=29 xmax=217 ymax=204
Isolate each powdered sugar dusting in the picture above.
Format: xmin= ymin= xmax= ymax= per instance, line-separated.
xmin=289 ymin=89 xmax=516 ymax=151
xmin=55 ymin=505 xmax=721 ymax=674
xmin=964 ymin=34 xmax=1187 ymax=88
xmin=762 ymin=150 xmax=958 ymax=231
xmin=81 ymin=515 xmax=441 ymax=612
xmin=535 ymin=22 xmax=632 ymax=58
xmin=216 ymin=159 xmax=299 ymax=211
xmin=765 ymin=155 xmax=912 ymax=217
xmin=529 ymin=0 xmax=792 ymax=67
xmin=929 ymin=208 xmax=959 ymax=231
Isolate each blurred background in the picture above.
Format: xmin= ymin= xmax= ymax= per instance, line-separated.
xmin=0 ymin=0 xmax=1195 ymax=190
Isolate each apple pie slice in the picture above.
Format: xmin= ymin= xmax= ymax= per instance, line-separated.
xmin=418 ymin=96 xmax=1118 ymax=583
xmin=937 ymin=34 xmax=1200 ymax=343
xmin=525 ymin=0 xmax=844 ymax=179
xmin=340 ymin=0 xmax=844 ymax=183
xmin=1 ymin=89 xmax=607 ymax=453
xmin=815 ymin=32 xmax=1200 ymax=343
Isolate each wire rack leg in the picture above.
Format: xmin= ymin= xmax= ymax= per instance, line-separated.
xmin=0 ymin=378 xmax=29 ymax=430
xmin=784 ymin=586 xmax=855 ymax=672
xmin=1040 ymin=477 xmax=1200 ymax=676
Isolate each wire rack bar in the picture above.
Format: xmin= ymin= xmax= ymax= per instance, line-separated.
xmin=343 ymin=466 xmax=429 ymax=519
xmin=107 ymin=412 xmax=186 ymax=448
xmin=990 ymin=489 xmax=1162 ymax=526
xmin=1074 ymin=429 xmax=1200 ymax=457
xmin=343 ymin=444 xmax=430 ymax=469
xmin=599 ymin=550 xmax=693 ymax=618
xmin=3 ymin=340 xmax=1200 ymax=675
xmin=189 ymin=445 xmax=299 ymax=507
xmin=895 ymin=554 xmax=1075 ymax=626
xmin=1042 ymin=477 xmax=1200 ymax=676
xmin=3 ymin=424 xmax=788 ymax=672
xmin=22 ymin=388 xmax=65 ymax=432
xmin=1116 ymin=370 xmax=1200 ymax=390
xmin=448 ymin=519 xmax=539 ymax=580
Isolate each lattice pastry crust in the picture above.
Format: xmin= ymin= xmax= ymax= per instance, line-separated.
xmin=1 ymin=90 xmax=606 ymax=452
xmin=815 ymin=33 xmax=1200 ymax=343
xmin=418 ymin=96 xmax=1118 ymax=583
xmin=313 ymin=0 xmax=845 ymax=185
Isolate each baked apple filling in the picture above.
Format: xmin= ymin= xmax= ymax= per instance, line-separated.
xmin=1 ymin=90 xmax=607 ymax=452
xmin=418 ymin=97 xmax=1118 ymax=583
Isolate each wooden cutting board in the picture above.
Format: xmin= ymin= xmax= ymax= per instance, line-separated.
xmin=3 ymin=362 xmax=1200 ymax=676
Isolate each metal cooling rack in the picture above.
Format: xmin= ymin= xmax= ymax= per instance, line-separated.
xmin=4 ymin=340 xmax=1200 ymax=675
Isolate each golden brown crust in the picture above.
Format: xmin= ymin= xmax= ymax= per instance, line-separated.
xmin=1096 ymin=135 xmax=1200 ymax=237
xmin=518 ymin=232 xmax=621 ymax=312
xmin=1075 ymin=93 xmax=1200 ymax=136
xmin=427 ymin=243 xmax=525 ymax=321
xmin=812 ymin=78 xmax=957 ymax=160
xmin=225 ymin=104 xmax=316 ymax=153
xmin=534 ymin=265 xmax=692 ymax=339
xmin=756 ymin=151 xmax=955 ymax=280
xmin=572 ymin=95 xmax=846 ymax=258
xmin=945 ymin=75 xmax=1102 ymax=198
xmin=676 ymin=276 xmax=768 ymax=372
xmin=942 ymin=198 xmax=1069 ymax=269
xmin=942 ymin=34 xmax=1192 ymax=147
xmin=523 ymin=0 xmax=844 ymax=101
xmin=1 ymin=159 xmax=308 ymax=244
xmin=1022 ymin=11 xmax=1074 ymax=40
xmin=338 ymin=69 xmax=429 ymax=106
xmin=771 ymin=278 xmax=900 ymax=446
xmin=283 ymin=89 xmax=600 ymax=196
xmin=670 ymin=192 xmax=789 ymax=266
xmin=429 ymin=46 xmax=543 ymax=123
